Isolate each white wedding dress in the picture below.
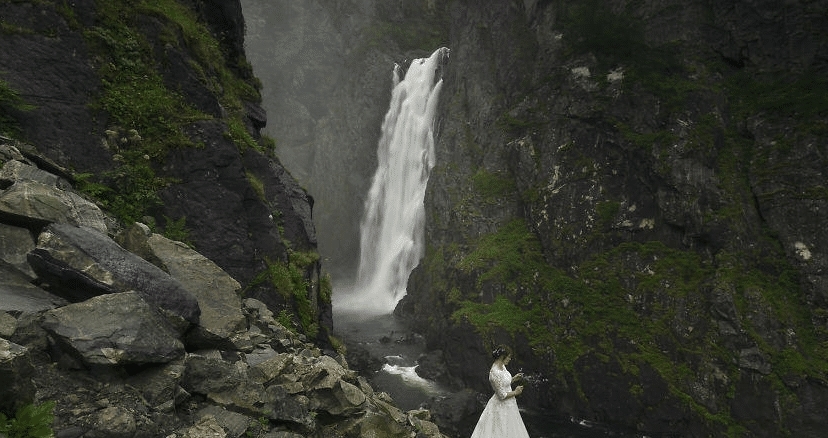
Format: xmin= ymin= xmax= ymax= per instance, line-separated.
xmin=470 ymin=364 xmax=530 ymax=438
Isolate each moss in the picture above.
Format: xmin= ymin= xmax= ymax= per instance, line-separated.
xmin=249 ymin=250 xmax=321 ymax=338
xmin=365 ymin=20 xmax=447 ymax=54
xmin=457 ymin=219 xmax=544 ymax=290
xmin=161 ymin=215 xmax=191 ymax=246
xmin=497 ymin=111 xmax=542 ymax=135
xmin=246 ymin=171 xmax=265 ymax=202
xmin=471 ymin=169 xmax=516 ymax=203
xmin=360 ymin=4 xmax=449 ymax=55
xmin=452 ymin=219 xmax=591 ymax=368
xmin=0 ymin=19 xmax=34 ymax=35
xmin=224 ymin=116 xmax=261 ymax=153
xmin=595 ymin=200 xmax=620 ymax=227
xmin=726 ymin=69 xmax=828 ymax=126
xmin=558 ymin=0 xmax=647 ymax=70
xmin=0 ymin=77 xmax=34 ymax=137
xmin=76 ymin=0 xmax=266 ymax=225
xmin=615 ymin=122 xmax=677 ymax=155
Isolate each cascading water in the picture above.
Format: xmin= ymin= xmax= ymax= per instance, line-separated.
xmin=334 ymin=47 xmax=448 ymax=316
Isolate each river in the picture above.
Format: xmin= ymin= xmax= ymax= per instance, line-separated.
xmin=333 ymin=308 xmax=644 ymax=438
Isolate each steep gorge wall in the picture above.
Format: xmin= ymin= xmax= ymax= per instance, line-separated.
xmin=0 ymin=0 xmax=325 ymax=338
xmin=242 ymin=0 xmax=449 ymax=280
xmin=402 ymin=0 xmax=828 ymax=436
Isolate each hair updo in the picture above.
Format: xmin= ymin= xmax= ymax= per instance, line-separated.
xmin=491 ymin=344 xmax=511 ymax=360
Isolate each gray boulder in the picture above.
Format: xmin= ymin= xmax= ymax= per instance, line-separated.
xmin=41 ymin=291 xmax=185 ymax=367
xmin=0 ymin=159 xmax=69 ymax=188
xmin=0 ymin=222 xmax=36 ymax=277
xmin=125 ymin=358 xmax=187 ymax=412
xmin=0 ymin=261 xmax=67 ymax=314
xmin=0 ymin=337 xmax=36 ymax=413
xmin=0 ymin=180 xmax=107 ymax=233
xmin=28 ymin=223 xmax=200 ymax=326
xmin=145 ymin=230 xmax=249 ymax=350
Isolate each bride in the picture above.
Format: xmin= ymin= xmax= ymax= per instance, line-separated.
xmin=470 ymin=344 xmax=530 ymax=438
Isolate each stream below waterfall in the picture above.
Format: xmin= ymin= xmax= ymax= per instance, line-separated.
xmin=333 ymin=309 xmax=644 ymax=438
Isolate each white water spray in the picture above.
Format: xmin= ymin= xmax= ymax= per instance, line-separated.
xmin=337 ymin=47 xmax=448 ymax=316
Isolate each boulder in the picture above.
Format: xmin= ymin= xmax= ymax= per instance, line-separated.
xmin=145 ymin=232 xmax=249 ymax=350
xmin=41 ymin=292 xmax=185 ymax=367
xmin=196 ymin=405 xmax=251 ymax=438
xmin=0 ymin=261 xmax=67 ymax=314
xmin=28 ymin=223 xmax=200 ymax=327
xmin=126 ymin=359 xmax=186 ymax=411
xmin=0 ymin=180 xmax=107 ymax=233
xmin=0 ymin=159 xmax=70 ymax=188
xmin=85 ymin=406 xmax=137 ymax=438
xmin=0 ymin=337 xmax=36 ymax=413
xmin=177 ymin=415 xmax=227 ymax=438
xmin=0 ymin=222 xmax=36 ymax=277
xmin=182 ymin=349 xmax=248 ymax=396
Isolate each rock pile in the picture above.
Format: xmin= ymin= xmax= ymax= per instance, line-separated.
xmin=0 ymin=139 xmax=448 ymax=437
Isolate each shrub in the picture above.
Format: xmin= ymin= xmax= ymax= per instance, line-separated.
xmin=0 ymin=401 xmax=55 ymax=438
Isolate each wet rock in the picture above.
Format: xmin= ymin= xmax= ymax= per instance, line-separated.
xmin=0 ymin=261 xmax=67 ymax=314
xmin=42 ymin=292 xmax=185 ymax=367
xmin=739 ymin=347 xmax=772 ymax=375
xmin=144 ymin=232 xmax=249 ymax=350
xmin=0 ymin=337 xmax=36 ymax=413
xmin=0 ymin=159 xmax=69 ymax=188
xmin=86 ymin=406 xmax=137 ymax=438
xmin=196 ymin=405 xmax=250 ymax=438
xmin=126 ymin=359 xmax=186 ymax=411
xmin=0 ymin=181 xmax=106 ymax=233
xmin=0 ymin=222 xmax=36 ymax=277
xmin=28 ymin=223 xmax=200 ymax=327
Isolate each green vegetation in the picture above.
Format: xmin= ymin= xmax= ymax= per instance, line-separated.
xmin=595 ymin=200 xmax=620 ymax=227
xmin=161 ymin=215 xmax=192 ymax=245
xmin=249 ymin=250 xmax=321 ymax=338
xmin=452 ymin=219 xmax=591 ymax=365
xmin=0 ymin=77 xmax=34 ymax=137
xmin=559 ymin=0 xmax=648 ymax=70
xmin=0 ymin=401 xmax=55 ymax=438
xmin=361 ymin=3 xmax=449 ymax=55
xmin=74 ymin=147 xmax=171 ymax=225
xmin=74 ymin=0 xmax=266 ymax=225
xmin=470 ymin=169 xmax=516 ymax=203
xmin=449 ymin=214 xmax=827 ymax=432
xmin=726 ymin=69 xmax=828 ymax=125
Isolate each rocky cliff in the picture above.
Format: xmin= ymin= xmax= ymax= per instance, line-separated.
xmin=400 ymin=0 xmax=828 ymax=437
xmin=0 ymin=0 xmax=454 ymax=436
xmin=0 ymin=0 xmax=328 ymax=341
xmin=239 ymin=0 xmax=828 ymax=436
xmin=242 ymin=0 xmax=449 ymax=281
xmin=0 ymin=138 xmax=446 ymax=437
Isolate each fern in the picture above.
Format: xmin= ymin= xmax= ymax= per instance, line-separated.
xmin=0 ymin=401 xmax=55 ymax=438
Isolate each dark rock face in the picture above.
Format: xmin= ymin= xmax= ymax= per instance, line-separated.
xmin=0 ymin=0 xmax=324 ymax=331
xmin=0 ymin=0 xmax=106 ymax=172
xmin=395 ymin=0 xmax=828 ymax=436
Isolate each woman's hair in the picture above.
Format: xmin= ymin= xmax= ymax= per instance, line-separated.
xmin=491 ymin=344 xmax=512 ymax=360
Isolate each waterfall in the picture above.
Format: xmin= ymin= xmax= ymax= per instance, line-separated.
xmin=337 ymin=47 xmax=448 ymax=316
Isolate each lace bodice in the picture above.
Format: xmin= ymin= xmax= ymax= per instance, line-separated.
xmin=489 ymin=364 xmax=514 ymax=400
xmin=471 ymin=363 xmax=530 ymax=437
